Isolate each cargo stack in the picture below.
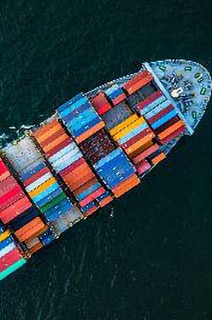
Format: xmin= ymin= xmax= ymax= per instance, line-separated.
xmin=31 ymin=119 xmax=110 ymax=217
xmin=0 ymin=224 xmax=26 ymax=280
xmin=110 ymin=114 xmax=154 ymax=156
xmin=78 ymin=128 xmax=115 ymax=206
xmin=91 ymin=91 xmax=112 ymax=115
xmin=3 ymin=136 xmax=75 ymax=237
xmin=0 ymin=156 xmax=48 ymax=254
xmin=94 ymin=148 xmax=140 ymax=198
xmin=135 ymin=91 xmax=167 ymax=115
xmin=107 ymin=110 xmax=164 ymax=175
xmin=104 ymin=84 xmax=127 ymax=106
xmin=123 ymin=71 xmax=154 ymax=96
xmin=144 ymin=103 xmax=186 ymax=145
xmin=90 ymin=80 xmax=167 ymax=176
xmin=57 ymin=93 xmax=105 ymax=143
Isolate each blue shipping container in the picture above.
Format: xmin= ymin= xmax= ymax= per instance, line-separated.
xmin=141 ymin=95 xmax=166 ymax=114
xmin=57 ymin=93 xmax=84 ymax=113
xmin=151 ymin=110 xmax=177 ymax=129
xmin=33 ymin=182 xmax=60 ymax=203
xmin=76 ymin=182 xmax=101 ymax=201
xmin=37 ymin=188 xmax=63 ymax=207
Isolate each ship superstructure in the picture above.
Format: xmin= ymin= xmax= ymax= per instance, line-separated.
xmin=0 ymin=60 xmax=211 ymax=281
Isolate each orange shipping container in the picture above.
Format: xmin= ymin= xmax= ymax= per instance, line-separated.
xmin=129 ymin=140 xmax=154 ymax=159
xmin=64 ymin=171 xmax=95 ymax=191
xmin=17 ymin=222 xmax=46 ymax=242
xmin=73 ymin=177 xmax=98 ymax=197
xmin=63 ymin=167 xmax=93 ymax=186
xmin=158 ymin=120 xmax=184 ymax=140
xmin=32 ymin=120 xmax=60 ymax=140
xmin=26 ymin=225 xmax=48 ymax=242
xmin=43 ymin=134 xmax=68 ymax=152
xmin=39 ymin=128 xmax=66 ymax=149
xmin=30 ymin=242 xmax=43 ymax=254
xmin=124 ymin=71 xmax=150 ymax=89
xmin=151 ymin=153 xmax=166 ymax=166
xmin=15 ymin=217 xmax=44 ymax=238
xmin=112 ymin=174 xmax=140 ymax=198
xmin=99 ymin=195 xmax=113 ymax=207
xmin=132 ymin=144 xmax=160 ymax=165
xmin=63 ymin=162 xmax=92 ymax=182
xmin=75 ymin=121 xmax=105 ymax=144
xmin=124 ymin=132 xmax=155 ymax=156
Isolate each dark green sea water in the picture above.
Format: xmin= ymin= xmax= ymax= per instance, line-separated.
xmin=0 ymin=1 xmax=212 ymax=319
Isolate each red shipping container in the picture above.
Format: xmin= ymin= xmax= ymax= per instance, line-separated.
xmin=0 ymin=160 xmax=8 ymax=175
xmin=39 ymin=128 xmax=66 ymax=148
xmin=96 ymin=103 xmax=111 ymax=115
xmin=121 ymin=128 xmax=152 ymax=150
xmin=0 ymin=192 xmax=25 ymax=212
xmin=91 ymin=92 xmax=112 ymax=112
xmin=137 ymin=91 xmax=162 ymax=111
xmin=84 ymin=205 xmax=99 ymax=217
xmin=135 ymin=160 xmax=151 ymax=175
xmin=79 ymin=187 xmax=105 ymax=207
xmin=124 ymin=71 xmax=150 ymax=89
xmin=0 ymin=186 xmax=24 ymax=207
xmin=60 ymin=158 xmax=85 ymax=178
xmin=0 ymin=197 xmax=32 ymax=223
xmin=0 ymin=171 xmax=10 ymax=182
xmin=132 ymin=144 xmax=160 ymax=165
xmin=0 ymin=248 xmax=22 ymax=272
xmin=46 ymin=137 xmax=73 ymax=157
xmin=160 ymin=125 xmax=186 ymax=145
xmin=125 ymin=75 xmax=153 ymax=95
xmin=24 ymin=167 xmax=50 ymax=186
xmin=147 ymin=104 xmax=174 ymax=124
xmin=0 ymin=176 xmax=19 ymax=197
xmin=112 ymin=93 xmax=126 ymax=106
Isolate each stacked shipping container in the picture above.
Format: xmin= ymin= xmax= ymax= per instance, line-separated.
xmin=0 ymin=156 xmax=48 ymax=254
xmin=94 ymin=148 xmax=140 ymax=198
xmin=104 ymin=84 xmax=127 ymax=106
xmin=123 ymin=71 xmax=153 ymax=95
xmin=91 ymin=78 xmax=166 ymax=176
xmin=144 ymin=102 xmax=186 ymax=144
xmin=31 ymin=119 xmax=111 ymax=217
xmin=3 ymin=137 xmax=74 ymax=237
xmin=57 ymin=93 xmax=105 ymax=143
xmin=0 ymin=225 xmax=26 ymax=280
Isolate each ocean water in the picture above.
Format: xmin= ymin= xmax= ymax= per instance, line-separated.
xmin=0 ymin=0 xmax=212 ymax=319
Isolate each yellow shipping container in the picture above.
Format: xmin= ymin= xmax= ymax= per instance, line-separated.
xmin=109 ymin=114 xmax=139 ymax=136
xmin=113 ymin=117 xmax=146 ymax=141
xmin=0 ymin=230 xmax=11 ymax=242
xmin=29 ymin=177 xmax=56 ymax=197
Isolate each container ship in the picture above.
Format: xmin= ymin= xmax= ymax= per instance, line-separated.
xmin=0 ymin=59 xmax=211 ymax=281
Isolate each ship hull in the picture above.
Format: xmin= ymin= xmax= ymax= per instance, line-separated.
xmin=0 ymin=59 xmax=211 ymax=280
